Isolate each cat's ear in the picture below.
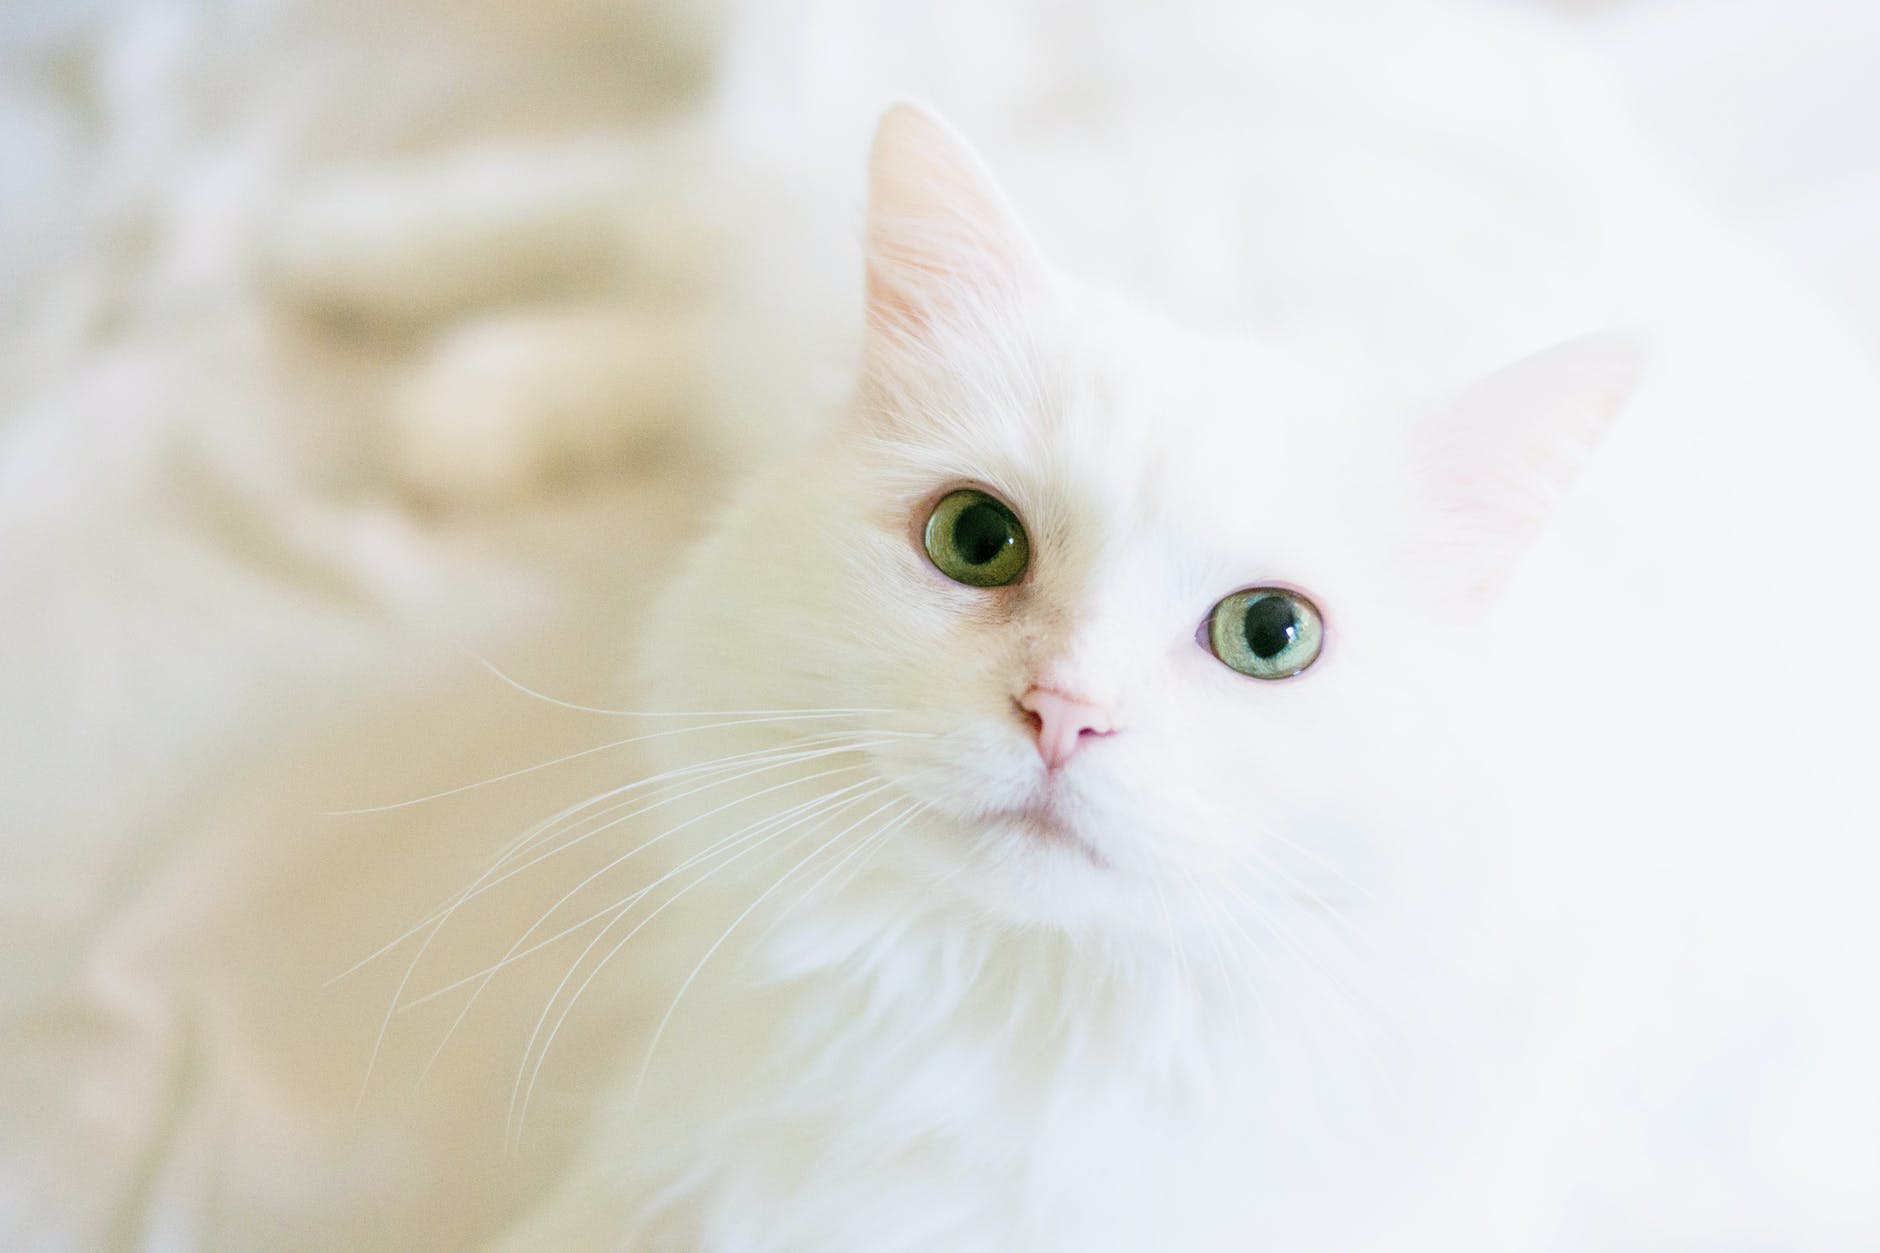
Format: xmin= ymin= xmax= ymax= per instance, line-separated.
xmin=864 ymin=103 xmax=1041 ymax=336
xmin=1412 ymin=330 xmax=1646 ymax=599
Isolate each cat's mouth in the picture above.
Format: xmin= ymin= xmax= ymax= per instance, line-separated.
xmin=993 ymin=799 xmax=1107 ymax=868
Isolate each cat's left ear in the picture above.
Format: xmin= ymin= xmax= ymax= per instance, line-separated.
xmin=1412 ymin=330 xmax=1646 ymax=599
xmin=864 ymin=103 xmax=1043 ymax=337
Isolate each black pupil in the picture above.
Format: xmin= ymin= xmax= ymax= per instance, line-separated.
xmin=952 ymin=501 xmax=1013 ymax=566
xmin=1243 ymin=595 xmax=1299 ymax=660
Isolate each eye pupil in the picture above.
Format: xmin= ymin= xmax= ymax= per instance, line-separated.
xmin=954 ymin=503 xmax=1013 ymax=566
xmin=1205 ymin=586 xmax=1323 ymax=679
xmin=923 ymin=489 xmax=1030 ymax=587
xmin=1243 ymin=595 xmax=1299 ymax=660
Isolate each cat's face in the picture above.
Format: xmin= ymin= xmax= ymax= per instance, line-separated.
xmin=638 ymin=105 xmax=1638 ymax=940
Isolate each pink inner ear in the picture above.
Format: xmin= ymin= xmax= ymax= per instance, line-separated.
xmin=1417 ymin=331 xmax=1646 ymax=597
xmin=863 ymin=103 xmax=1039 ymax=336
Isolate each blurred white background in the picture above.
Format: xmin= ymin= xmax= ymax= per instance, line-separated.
xmin=1594 ymin=0 xmax=1880 ymax=353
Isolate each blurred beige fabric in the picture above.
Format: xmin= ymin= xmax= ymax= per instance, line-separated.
xmin=1 ymin=3 xmax=731 ymax=1246
xmin=1 ymin=1 xmax=1877 ymax=1248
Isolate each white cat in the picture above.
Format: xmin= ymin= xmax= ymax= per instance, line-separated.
xmin=7 ymin=2 xmax=1877 ymax=1249
xmin=477 ymin=90 xmax=1880 ymax=1251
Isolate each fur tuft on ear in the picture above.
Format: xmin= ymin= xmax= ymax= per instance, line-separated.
xmin=864 ymin=103 xmax=1040 ymax=337
xmin=1415 ymin=330 xmax=1646 ymax=599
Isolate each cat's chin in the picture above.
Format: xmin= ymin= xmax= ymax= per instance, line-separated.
xmin=893 ymin=805 xmax=1179 ymax=936
xmin=991 ymin=803 xmax=1108 ymax=869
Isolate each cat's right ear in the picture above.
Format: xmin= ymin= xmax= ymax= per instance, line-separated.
xmin=864 ymin=103 xmax=1042 ymax=339
xmin=1408 ymin=330 xmax=1646 ymax=602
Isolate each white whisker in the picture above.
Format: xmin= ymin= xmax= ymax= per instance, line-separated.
xmin=1199 ymin=882 xmax=1284 ymax=1044
xmin=507 ymin=776 xmax=895 ymax=1144
xmin=330 ymin=734 xmax=877 ymax=988
xmin=1173 ymin=862 xmax=1251 ymax=1046
xmin=416 ymin=776 xmax=889 ymax=1087
xmin=411 ymin=768 xmax=885 ymax=1016
xmin=330 ymin=716 xmax=923 ymax=815
xmin=467 ymin=652 xmax=898 ymax=720
xmin=1231 ymin=840 xmax=1387 ymax=964
xmin=624 ymin=795 xmax=921 ymax=1111
xmin=1148 ymin=868 xmax=1192 ymax=1038
xmin=1218 ymin=869 xmax=1373 ymax=1024
xmin=349 ymin=736 xmax=908 ymax=1107
xmin=417 ymin=739 xmax=894 ymax=933
xmin=755 ymin=797 xmax=926 ymax=942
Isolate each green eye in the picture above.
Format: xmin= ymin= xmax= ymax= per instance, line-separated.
xmin=1207 ymin=588 xmax=1323 ymax=679
xmin=923 ymin=489 xmax=1030 ymax=587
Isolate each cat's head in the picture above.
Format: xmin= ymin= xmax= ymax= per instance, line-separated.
xmin=638 ymin=104 xmax=1639 ymax=941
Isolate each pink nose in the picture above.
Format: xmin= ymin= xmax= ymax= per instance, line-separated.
xmin=1017 ymin=686 xmax=1115 ymax=769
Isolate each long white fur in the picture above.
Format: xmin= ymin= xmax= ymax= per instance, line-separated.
xmin=468 ymin=7 xmax=1880 ymax=1251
